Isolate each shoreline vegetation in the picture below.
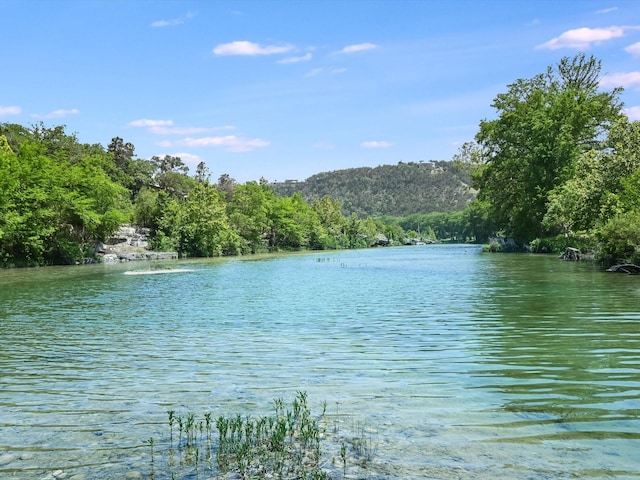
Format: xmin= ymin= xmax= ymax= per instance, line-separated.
xmin=2 ymin=54 xmax=640 ymax=269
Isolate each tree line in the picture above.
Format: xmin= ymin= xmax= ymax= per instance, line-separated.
xmin=269 ymin=53 xmax=640 ymax=267
xmin=0 ymin=123 xmax=420 ymax=267
xmin=2 ymin=53 xmax=639 ymax=267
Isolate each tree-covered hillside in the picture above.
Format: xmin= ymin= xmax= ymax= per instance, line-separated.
xmin=270 ymin=161 xmax=474 ymax=217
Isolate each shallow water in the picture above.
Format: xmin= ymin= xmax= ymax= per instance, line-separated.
xmin=1 ymin=245 xmax=639 ymax=479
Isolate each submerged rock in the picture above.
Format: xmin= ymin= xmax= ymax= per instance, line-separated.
xmin=606 ymin=263 xmax=640 ymax=274
xmin=0 ymin=453 xmax=16 ymax=466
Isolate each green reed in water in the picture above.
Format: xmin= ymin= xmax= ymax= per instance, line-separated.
xmin=147 ymin=391 xmax=376 ymax=479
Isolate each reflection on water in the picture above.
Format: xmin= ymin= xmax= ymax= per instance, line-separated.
xmin=1 ymin=246 xmax=639 ymax=479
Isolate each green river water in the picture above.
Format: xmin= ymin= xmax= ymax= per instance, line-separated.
xmin=0 ymin=245 xmax=639 ymax=479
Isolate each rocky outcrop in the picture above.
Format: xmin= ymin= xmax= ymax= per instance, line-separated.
xmin=559 ymin=247 xmax=581 ymax=261
xmin=105 ymin=225 xmax=151 ymax=249
xmin=99 ymin=225 xmax=178 ymax=263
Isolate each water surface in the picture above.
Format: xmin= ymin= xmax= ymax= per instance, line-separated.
xmin=1 ymin=245 xmax=639 ymax=478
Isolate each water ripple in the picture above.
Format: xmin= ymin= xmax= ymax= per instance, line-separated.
xmin=1 ymin=246 xmax=639 ymax=478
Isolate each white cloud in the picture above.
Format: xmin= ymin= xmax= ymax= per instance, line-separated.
xmin=625 ymin=42 xmax=640 ymax=56
xmin=277 ymin=53 xmax=313 ymax=64
xmin=536 ymin=26 xmax=628 ymax=50
xmin=361 ymin=141 xmax=392 ymax=148
xmin=129 ymin=119 xmax=174 ymax=127
xmin=149 ymin=126 xmax=207 ymax=135
xmin=624 ymin=106 xmax=640 ymax=120
xmin=151 ymin=11 xmax=195 ymax=28
xmin=171 ymin=135 xmax=270 ymax=152
xmin=154 ymin=126 xmax=236 ymax=135
xmin=0 ymin=105 xmax=22 ymax=116
xmin=337 ymin=42 xmax=378 ymax=54
xmin=130 ymin=120 xmax=236 ymax=135
xmin=600 ymin=71 xmax=640 ymax=89
xmin=32 ymin=108 xmax=79 ymax=119
xmin=213 ymin=41 xmax=294 ymax=56
xmin=595 ymin=7 xmax=618 ymax=14
xmin=173 ymin=152 xmax=201 ymax=162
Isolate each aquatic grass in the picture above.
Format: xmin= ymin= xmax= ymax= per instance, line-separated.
xmin=167 ymin=410 xmax=175 ymax=444
xmin=149 ymin=392 xmax=376 ymax=479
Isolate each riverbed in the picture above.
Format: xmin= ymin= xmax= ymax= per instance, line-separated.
xmin=1 ymin=245 xmax=639 ymax=479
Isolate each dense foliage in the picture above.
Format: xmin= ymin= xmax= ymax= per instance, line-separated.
xmin=270 ymin=161 xmax=474 ymax=217
xmin=0 ymin=124 xmax=130 ymax=266
xmin=474 ymin=54 xmax=623 ymax=244
xmin=466 ymin=54 xmax=640 ymax=266
xmin=0 ymin=123 xmax=431 ymax=267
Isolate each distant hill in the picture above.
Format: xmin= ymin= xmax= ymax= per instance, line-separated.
xmin=270 ymin=161 xmax=475 ymax=217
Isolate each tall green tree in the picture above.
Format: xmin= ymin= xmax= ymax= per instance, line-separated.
xmin=108 ymin=136 xmax=135 ymax=170
xmin=345 ymin=213 xmax=362 ymax=248
xmin=155 ymin=183 xmax=236 ymax=257
xmin=312 ymin=196 xmax=345 ymax=248
xmin=474 ymin=54 xmax=623 ymax=244
xmin=227 ymin=181 xmax=272 ymax=253
xmin=267 ymin=194 xmax=307 ymax=249
xmin=150 ymin=155 xmax=195 ymax=198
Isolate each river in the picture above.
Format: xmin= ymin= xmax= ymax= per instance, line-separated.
xmin=1 ymin=245 xmax=639 ymax=479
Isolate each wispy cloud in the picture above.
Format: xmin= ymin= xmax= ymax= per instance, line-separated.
xmin=150 ymin=126 xmax=233 ymax=135
xmin=625 ymin=42 xmax=640 ymax=56
xmin=595 ymin=7 xmax=618 ymax=14
xmin=213 ymin=41 xmax=294 ymax=56
xmin=129 ymin=119 xmax=174 ymax=127
xmin=163 ymin=135 xmax=270 ymax=152
xmin=337 ymin=42 xmax=378 ymax=54
xmin=277 ymin=52 xmax=313 ymax=64
xmin=600 ymin=71 xmax=640 ymax=89
xmin=361 ymin=141 xmax=392 ymax=148
xmin=305 ymin=67 xmax=347 ymax=78
xmin=151 ymin=11 xmax=195 ymax=28
xmin=32 ymin=108 xmax=79 ymax=119
xmin=0 ymin=105 xmax=22 ymax=116
xmin=625 ymin=106 xmax=640 ymax=120
xmin=536 ymin=26 xmax=634 ymax=50
xmin=129 ymin=119 xmax=235 ymax=135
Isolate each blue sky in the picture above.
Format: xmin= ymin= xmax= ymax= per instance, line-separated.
xmin=2 ymin=0 xmax=640 ymax=183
